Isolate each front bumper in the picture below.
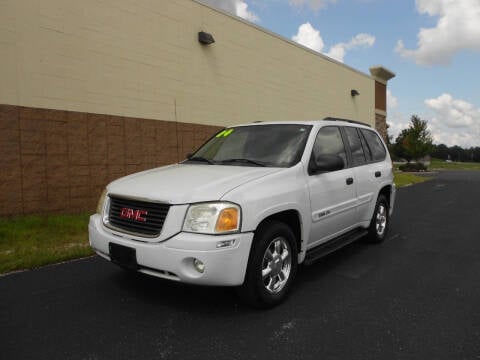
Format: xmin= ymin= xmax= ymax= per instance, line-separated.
xmin=88 ymin=214 xmax=254 ymax=286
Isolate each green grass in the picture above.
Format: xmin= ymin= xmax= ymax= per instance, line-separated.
xmin=0 ymin=214 xmax=93 ymax=274
xmin=393 ymin=156 xmax=480 ymax=189
xmin=429 ymin=158 xmax=480 ymax=170
xmin=394 ymin=158 xmax=480 ymax=171
xmin=394 ymin=172 xmax=431 ymax=188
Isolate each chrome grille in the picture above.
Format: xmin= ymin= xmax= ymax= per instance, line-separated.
xmin=107 ymin=196 xmax=170 ymax=237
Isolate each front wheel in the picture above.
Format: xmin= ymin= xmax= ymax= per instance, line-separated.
xmin=365 ymin=194 xmax=390 ymax=243
xmin=238 ymin=221 xmax=298 ymax=308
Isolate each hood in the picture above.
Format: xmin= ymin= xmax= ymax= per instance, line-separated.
xmin=107 ymin=164 xmax=283 ymax=204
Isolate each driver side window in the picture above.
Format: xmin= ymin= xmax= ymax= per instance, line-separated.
xmin=310 ymin=126 xmax=347 ymax=169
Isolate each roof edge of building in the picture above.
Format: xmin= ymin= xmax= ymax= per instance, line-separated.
xmin=192 ymin=0 xmax=376 ymax=81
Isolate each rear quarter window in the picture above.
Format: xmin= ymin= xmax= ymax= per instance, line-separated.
xmin=361 ymin=129 xmax=387 ymax=161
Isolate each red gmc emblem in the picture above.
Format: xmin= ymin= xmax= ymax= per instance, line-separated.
xmin=120 ymin=207 xmax=148 ymax=222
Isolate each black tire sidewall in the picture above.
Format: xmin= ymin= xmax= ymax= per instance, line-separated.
xmin=367 ymin=194 xmax=389 ymax=243
xmin=243 ymin=220 xmax=298 ymax=308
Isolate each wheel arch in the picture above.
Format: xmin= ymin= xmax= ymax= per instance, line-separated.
xmin=254 ymin=210 xmax=303 ymax=257
xmin=378 ymin=184 xmax=393 ymax=207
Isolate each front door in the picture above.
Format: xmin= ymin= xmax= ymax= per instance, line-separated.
xmin=307 ymin=126 xmax=358 ymax=249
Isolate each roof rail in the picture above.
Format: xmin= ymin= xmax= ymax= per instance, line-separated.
xmin=323 ymin=117 xmax=371 ymax=127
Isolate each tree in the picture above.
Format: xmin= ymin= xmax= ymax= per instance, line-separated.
xmin=431 ymin=143 xmax=449 ymax=160
xmin=393 ymin=115 xmax=433 ymax=162
xmin=473 ymin=147 xmax=480 ymax=162
xmin=430 ymin=144 xmax=480 ymax=163
xmin=392 ymin=128 xmax=412 ymax=162
xmin=450 ymin=145 xmax=463 ymax=162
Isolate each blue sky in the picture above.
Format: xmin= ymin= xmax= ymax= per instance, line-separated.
xmin=200 ymin=0 xmax=480 ymax=147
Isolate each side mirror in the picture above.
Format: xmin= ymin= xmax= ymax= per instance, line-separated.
xmin=309 ymin=154 xmax=344 ymax=174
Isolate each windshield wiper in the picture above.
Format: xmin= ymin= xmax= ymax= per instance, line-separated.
xmin=186 ymin=156 xmax=215 ymax=165
xmin=219 ymin=158 xmax=267 ymax=167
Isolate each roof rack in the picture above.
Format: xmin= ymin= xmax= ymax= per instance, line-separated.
xmin=323 ymin=117 xmax=371 ymax=127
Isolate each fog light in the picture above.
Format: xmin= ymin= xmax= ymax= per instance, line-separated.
xmin=193 ymin=258 xmax=205 ymax=273
xmin=216 ymin=239 xmax=236 ymax=248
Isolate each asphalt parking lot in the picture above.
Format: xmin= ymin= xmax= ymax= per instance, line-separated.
xmin=1 ymin=171 xmax=480 ymax=360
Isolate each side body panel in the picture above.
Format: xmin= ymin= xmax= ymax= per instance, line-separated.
xmin=306 ymin=168 xmax=358 ymax=249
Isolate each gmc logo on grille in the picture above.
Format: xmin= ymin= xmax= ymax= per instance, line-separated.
xmin=120 ymin=208 xmax=148 ymax=222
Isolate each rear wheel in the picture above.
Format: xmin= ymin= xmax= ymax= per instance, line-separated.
xmin=365 ymin=194 xmax=389 ymax=243
xmin=238 ymin=221 xmax=298 ymax=308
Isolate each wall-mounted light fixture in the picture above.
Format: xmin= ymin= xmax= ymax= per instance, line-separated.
xmin=198 ymin=31 xmax=215 ymax=45
xmin=351 ymin=89 xmax=360 ymax=97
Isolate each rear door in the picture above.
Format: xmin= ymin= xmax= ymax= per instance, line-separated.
xmin=359 ymin=128 xmax=390 ymax=220
xmin=343 ymin=126 xmax=384 ymax=223
xmin=306 ymin=126 xmax=357 ymax=249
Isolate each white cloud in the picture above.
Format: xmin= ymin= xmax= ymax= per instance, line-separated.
xmin=292 ymin=23 xmax=375 ymax=63
xmin=425 ymin=94 xmax=478 ymax=128
xmin=425 ymin=93 xmax=480 ymax=147
xmin=289 ymin=0 xmax=337 ymax=11
xmin=325 ymin=44 xmax=346 ymax=63
xmin=199 ymin=0 xmax=259 ymax=22
xmin=387 ymin=89 xmax=398 ymax=109
xmin=235 ymin=1 xmax=259 ymax=22
xmin=388 ymin=114 xmax=409 ymax=139
xmin=292 ymin=22 xmax=325 ymax=52
xmin=387 ymin=94 xmax=480 ymax=147
xmin=325 ymin=33 xmax=375 ymax=62
xmin=396 ymin=0 xmax=480 ymax=65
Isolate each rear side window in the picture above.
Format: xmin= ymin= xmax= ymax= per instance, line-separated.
xmin=359 ymin=131 xmax=372 ymax=161
xmin=344 ymin=127 xmax=366 ymax=165
xmin=361 ymin=129 xmax=387 ymax=161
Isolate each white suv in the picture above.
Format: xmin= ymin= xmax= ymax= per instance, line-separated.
xmin=89 ymin=118 xmax=395 ymax=307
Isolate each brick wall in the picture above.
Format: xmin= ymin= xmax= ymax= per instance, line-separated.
xmin=375 ymin=112 xmax=388 ymax=142
xmin=374 ymin=81 xmax=387 ymax=112
xmin=0 ymin=104 xmax=221 ymax=216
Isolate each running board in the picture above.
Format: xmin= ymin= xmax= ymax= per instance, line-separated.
xmin=304 ymin=229 xmax=368 ymax=266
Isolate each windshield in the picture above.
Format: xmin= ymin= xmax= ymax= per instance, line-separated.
xmin=186 ymin=124 xmax=312 ymax=167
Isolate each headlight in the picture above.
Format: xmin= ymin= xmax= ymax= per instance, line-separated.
xmin=96 ymin=189 xmax=107 ymax=215
xmin=183 ymin=202 xmax=241 ymax=234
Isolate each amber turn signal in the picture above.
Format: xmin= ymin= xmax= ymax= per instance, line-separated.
xmin=215 ymin=207 xmax=239 ymax=232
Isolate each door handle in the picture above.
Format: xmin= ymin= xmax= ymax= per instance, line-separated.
xmin=375 ymin=171 xmax=381 ymax=178
xmin=346 ymin=177 xmax=354 ymax=185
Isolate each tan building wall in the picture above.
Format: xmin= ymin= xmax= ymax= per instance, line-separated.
xmin=0 ymin=0 xmax=390 ymax=215
xmin=0 ymin=0 xmax=375 ymax=126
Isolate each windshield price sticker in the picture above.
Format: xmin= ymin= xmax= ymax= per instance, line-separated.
xmin=216 ymin=129 xmax=234 ymax=138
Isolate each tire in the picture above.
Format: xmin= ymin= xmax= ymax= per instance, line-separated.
xmin=365 ymin=194 xmax=389 ymax=243
xmin=238 ymin=220 xmax=298 ymax=308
